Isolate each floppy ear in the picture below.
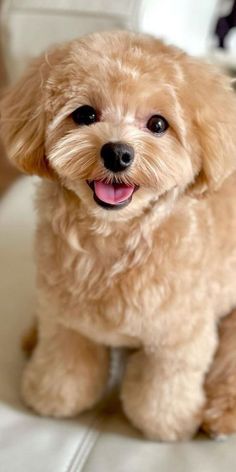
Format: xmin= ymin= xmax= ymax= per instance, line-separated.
xmin=186 ymin=62 xmax=236 ymax=196
xmin=0 ymin=55 xmax=52 ymax=177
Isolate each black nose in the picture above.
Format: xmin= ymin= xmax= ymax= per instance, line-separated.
xmin=100 ymin=142 xmax=134 ymax=173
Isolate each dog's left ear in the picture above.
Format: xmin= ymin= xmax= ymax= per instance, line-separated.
xmin=0 ymin=55 xmax=52 ymax=177
xmin=186 ymin=62 xmax=236 ymax=196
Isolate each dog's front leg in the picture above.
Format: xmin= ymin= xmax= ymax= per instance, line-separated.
xmin=21 ymin=321 xmax=110 ymax=417
xmin=121 ymin=320 xmax=217 ymax=442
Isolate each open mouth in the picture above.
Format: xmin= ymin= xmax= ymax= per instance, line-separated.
xmin=87 ymin=180 xmax=137 ymax=210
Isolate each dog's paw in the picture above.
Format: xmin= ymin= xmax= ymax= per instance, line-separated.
xmin=202 ymin=397 xmax=236 ymax=439
xmin=21 ymin=350 xmax=109 ymax=418
xmin=121 ymin=350 xmax=203 ymax=442
xmin=122 ymin=389 xmax=201 ymax=442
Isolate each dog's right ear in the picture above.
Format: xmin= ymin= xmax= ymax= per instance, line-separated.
xmin=185 ymin=61 xmax=236 ymax=197
xmin=0 ymin=55 xmax=52 ymax=177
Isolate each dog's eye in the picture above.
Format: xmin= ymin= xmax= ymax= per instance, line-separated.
xmin=147 ymin=115 xmax=169 ymax=135
xmin=71 ymin=105 xmax=98 ymax=126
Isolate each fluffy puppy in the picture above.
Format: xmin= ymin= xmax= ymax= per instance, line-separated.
xmin=1 ymin=31 xmax=236 ymax=442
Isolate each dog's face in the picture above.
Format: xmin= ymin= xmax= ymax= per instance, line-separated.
xmin=43 ymin=34 xmax=197 ymax=219
xmin=1 ymin=31 xmax=236 ymax=220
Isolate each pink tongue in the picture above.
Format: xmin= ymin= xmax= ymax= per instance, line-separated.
xmin=94 ymin=181 xmax=134 ymax=204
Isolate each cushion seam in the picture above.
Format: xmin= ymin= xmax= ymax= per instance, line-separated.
xmin=64 ymin=412 xmax=105 ymax=472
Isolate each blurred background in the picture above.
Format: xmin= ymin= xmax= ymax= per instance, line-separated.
xmin=0 ymin=0 xmax=236 ymax=196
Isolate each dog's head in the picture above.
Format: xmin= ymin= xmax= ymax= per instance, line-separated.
xmin=1 ymin=31 xmax=236 ymax=220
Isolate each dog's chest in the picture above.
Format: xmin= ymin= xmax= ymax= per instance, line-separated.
xmin=57 ymin=233 xmax=166 ymax=346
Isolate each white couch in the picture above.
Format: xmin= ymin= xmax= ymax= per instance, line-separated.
xmin=1 ymin=1 xmax=236 ymax=470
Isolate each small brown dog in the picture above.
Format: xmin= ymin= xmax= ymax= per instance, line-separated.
xmin=1 ymin=31 xmax=236 ymax=441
